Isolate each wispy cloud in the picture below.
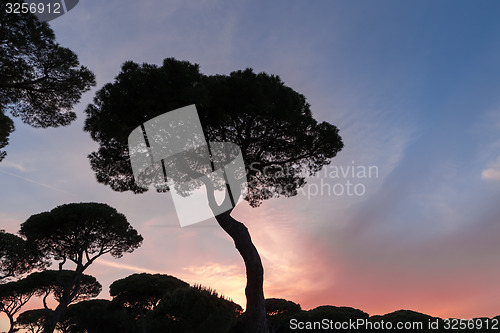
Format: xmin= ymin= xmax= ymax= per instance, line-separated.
xmin=482 ymin=157 xmax=500 ymax=181
xmin=0 ymin=160 xmax=28 ymax=172
xmin=182 ymin=263 xmax=242 ymax=277
xmin=0 ymin=169 xmax=73 ymax=194
xmin=95 ymin=258 xmax=163 ymax=275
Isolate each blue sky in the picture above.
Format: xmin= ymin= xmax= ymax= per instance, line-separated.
xmin=1 ymin=0 xmax=500 ymax=329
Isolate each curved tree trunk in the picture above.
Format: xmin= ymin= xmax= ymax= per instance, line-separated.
xmin=43 ymin=302 xmax=68 ymax=333
xmin=176 ymin=153 xmax=269 ymax=332
xmin=43 ymin=267 xmax=83 ymax=333
xmin=7 ymin=313 xmax=14 ymax=333
xmin=215 ymin=212 xmax=268 ymax=333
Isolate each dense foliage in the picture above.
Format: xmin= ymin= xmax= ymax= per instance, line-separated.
xmin=84 ymin=58 xmax=343 ymax=207
xmin=0 ymin=1 xmax=95 ymax=161
xmin=18 ymin=202 xmax=142 ymax=333
xmin=0 ymin=230 xmax=46 ymax=281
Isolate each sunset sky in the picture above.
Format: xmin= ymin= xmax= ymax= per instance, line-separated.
xmin=2 ymin=0 xmax=500 ymax=330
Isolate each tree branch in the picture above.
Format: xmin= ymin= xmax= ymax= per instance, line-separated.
xmin=0 ymin=75 xmax=49 ymax=89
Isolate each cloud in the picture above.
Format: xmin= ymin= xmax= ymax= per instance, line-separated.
xmin=0 ymin=160 xmax=28 ymax=172
xmin=0 ymin=168 xmax=73 ymax=194
xmin=95 ymin=258 xmax=163 ymax=275
xmin=182 ymin=263 xmax=242 ymax=277
xmin=482 ymin=157 xmax=500 ymax=181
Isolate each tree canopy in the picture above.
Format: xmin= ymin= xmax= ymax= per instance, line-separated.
xmin=0 ymin=2 xmax=95 ymax=161
xmin=0 ymin=111 xmax=13 ymax=161
xmin=25 ymin=270 xmax=102 ymax=306
xmin=15 ymin=309 xmax=47 ymax=333
xmin=62 ymin=299 xmax=131 ymax=333
xmin=19 ymin=202 xmax=143 ymax=269
xmin=265 ymin=298 xmax=301 ymax=317
xmin=152 ymin=285 xmax=243 ymax=333
xmin=264 ymin=298 xmax=302 ymax=333
xmin=110 ymin=273 xmax=189 ymax=311
xmin=84 ymin=58 xmax=343 ymax=207
xmin=110 ymin=273 xmax=189 ymax=333
xmin=0 ymin=230 xmax=46 ymax=281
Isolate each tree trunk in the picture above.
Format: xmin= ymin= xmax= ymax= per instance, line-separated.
xmin=215 ymin=212 xmax=269 ymax=333
xmin=176 ymin=153 xmax=269 ymax=332
xmin=43 ymin=267 xmax=83 ymax=333
xmin=7 ymin=313 xmax=14 ymax=333
xmin=43 ymin=300 xmax=69 ymax=333
xmin=140 ymin=306 xmax=147 ymax=333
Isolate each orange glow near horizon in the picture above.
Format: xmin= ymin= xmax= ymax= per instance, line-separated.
xmin=96 ymin=258 xmax=248 ymax=309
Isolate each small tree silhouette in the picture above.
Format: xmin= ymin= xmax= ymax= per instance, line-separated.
xmin=0 ymin=271 xmax=101 ymax=333
xmin=15 ymin=309 xmax=47 ymax=333
xmin=62 ymin=299 xmax=131 ymax=333
xmin=20 ymin=203 xmax=143 ymax=333
xmin=0 ymin=278 xmax=40 ymax=333
xmin=153 ymin=284 xmax=243 ymax=333
xmin=110 ymin=273 xmax=189 ymax=333
xmin=0 ymin=230 xmax=46 ymax=282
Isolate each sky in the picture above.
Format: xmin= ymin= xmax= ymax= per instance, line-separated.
xmin=2 ymin=0 xmax=500 ymax=330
